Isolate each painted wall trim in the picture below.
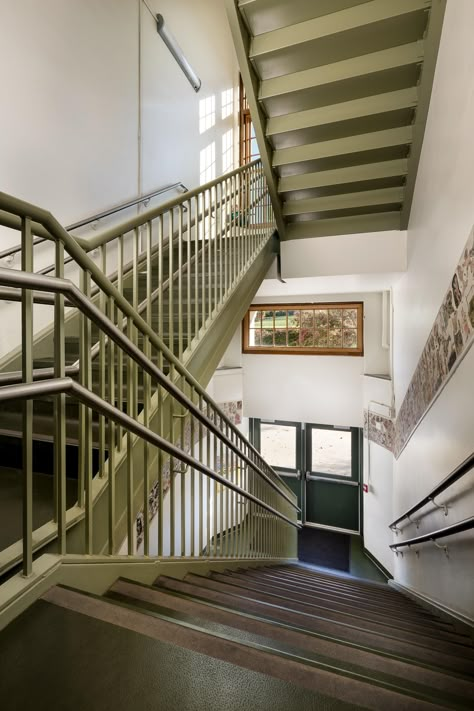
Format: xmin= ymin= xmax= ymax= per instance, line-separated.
xmin=389 ymin=579 xmax=474 ymax=631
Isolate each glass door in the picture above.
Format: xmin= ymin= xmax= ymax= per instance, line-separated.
xmin=251 ymin=419 xmax=303 ymax=522
xmin=304 ymin=425 xmax=360 ymax=534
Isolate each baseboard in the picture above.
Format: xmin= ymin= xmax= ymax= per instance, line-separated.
xmin=389 ymin=579 xmax=474 ymax=633
xmin=362 ymin=547 xmax=392 ymax=581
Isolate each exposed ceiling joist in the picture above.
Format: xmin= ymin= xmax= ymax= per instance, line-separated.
xmin=250 ymin=0 xmax=429 ymax=58
xmin=282 ymin=187 xmax=404 ymax=216
xmin=259 ymin=42 xmax=424 ymax=100
xmin=279 ymin=160 xmax=408 ymax=192
xmin=273 ymin=126 xmax=413 ymax=167
xmin=266 ymin=88 xmax=417 ymax=136
xmin=284 ymin=212 xmax=401 ymax=240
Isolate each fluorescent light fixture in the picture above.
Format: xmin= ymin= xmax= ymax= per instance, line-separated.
xmin=156 ymin=14 xmax=201 ymax=93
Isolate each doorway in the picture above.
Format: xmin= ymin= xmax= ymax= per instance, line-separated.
xmin=250 ymin=419 xmax=362 ymax=535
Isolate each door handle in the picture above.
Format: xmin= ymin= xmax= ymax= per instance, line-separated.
xmin=305 ymin=471 xmax=311 ymax=481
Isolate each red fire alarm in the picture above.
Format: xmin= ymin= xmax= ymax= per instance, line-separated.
xmin=363 ymin=483 xmax=369 ymax=493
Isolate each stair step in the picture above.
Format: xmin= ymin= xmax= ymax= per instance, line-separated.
xmin=231 ymin=568 xmax=451 ymax=624
xmin=0 ymin=590 xmax=342 ymax=711
xmin=154 ymin=575 xmax=474 ymax=676
xmin=183 ymin=573 xmax=474 ymax=654
xmin=41 ymin=586 xmax=456 ymax=711
xmin=107 ymin=578 xmax=474 ymax=706
xmin=215 ymin=571 xmax=457 ymax=632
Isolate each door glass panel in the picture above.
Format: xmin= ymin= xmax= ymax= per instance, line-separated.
xmin=312 ymin=430 xmax=351 ymax=477
xmin=260 ymin=423 xmax=296 ymax=470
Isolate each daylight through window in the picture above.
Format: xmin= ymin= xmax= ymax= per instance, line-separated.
xmin=243 ymin=303 xmax=363 ymax=356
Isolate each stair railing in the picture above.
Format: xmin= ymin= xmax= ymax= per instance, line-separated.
xmin=0 ymin=268 xmax=299 ymax=577
xmin=0 ymin=162 xmax=298 ymax=574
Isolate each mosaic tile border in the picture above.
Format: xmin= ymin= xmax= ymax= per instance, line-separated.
xmin=365 ymin=226 xmax=474 ymax=459
xmin=363 ymin=410 xmax=395 ymax=453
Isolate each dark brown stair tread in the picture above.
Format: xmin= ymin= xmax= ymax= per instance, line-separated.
xmin=154 ymin=575 xmax=474 ymax=676
xmin=184 ymin=573 xmax=473 ymax=654
xmin=0 ymin=594 xmax=343 ymax=711
xmin=218 ymin=571 xmax=452 ymax=631
xmin=110 ymin=578 xmax=474 ymax=702
xmin=42 ymin=586 xmax=453 ymax=711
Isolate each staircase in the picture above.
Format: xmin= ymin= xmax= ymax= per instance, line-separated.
xmin=1 ymin=564 xmax=473 ymax=709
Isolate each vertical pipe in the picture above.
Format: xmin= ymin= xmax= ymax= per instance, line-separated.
xmin=21 ymin=217 xmax=33 ymax=576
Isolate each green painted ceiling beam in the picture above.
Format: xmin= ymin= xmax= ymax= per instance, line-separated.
xmin=283 ymin=187 xmax=404 ymax=216
xmin=250 ymin=0 xmax=430 ymax=58
xmin=279 ymin=159 xmax=408 ymax=192
xmin=259 ymin=42 xmax=424 ymax=100
xmin=273 ymin=126 xmax=413 ymax=166
xmin=267 ymin=88 xmax=418 ymax=136
xmin=283 ymin=212 xmax=401 ymax=240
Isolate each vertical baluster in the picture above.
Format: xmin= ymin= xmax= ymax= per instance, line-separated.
xmin=178 ymin=205 xmax=183 ymax=360
xmin=180 ymin=397 xmax=186 ymax=557
xmin=194 ymin=196 xmax=199 ymax=341
xmin=126 ymin=324 xmax=134 ymax=556
xmin=206 ymin=423 xmax=211 ymax=556
xmin=169 ymin=210 xmax=175 ymax=356
xmin=236 ymin=172 xmax=241 ymax=280
xmin=157 ymin=380 xmax=164 ymax=558
xmin=213 ymin=425 xmax=218 ymax=557
xmin=213 ymin=186 xmax=218 ymax=313
xmin=218 ymin=182 xmax=223 ymax=307
xmin=207 ymin=189 xmax=212 ymax=321
xmin=198 ymin=394 xmax=204 ymax=555
xmin=231 ymin=443 xmax=236 ymax=558
xmin=190 ymin=410 xmax=195 ymax=557
xmin=224 ymin=179 xmax=229 ymax=298
xmin=107 ymin=295 xmax=116 ymax=554
xmin=219 ymin=417 xmax=224 ymax=557
xmin=143 ymin=222 xmax=153 ymax=557
xmin=80 ymin=270 xmax=93 ymax=554
xmin=117 ymin=236 xmax=124 ymax=448
xmin=54 ymin=240 xmax=66 ymax=554
xmin=98 ymin=247 xmax=106 ymax=477
xmin=21 ymin=217 xmax=33 ymax=576
xmin=169 ymin=392 xmax=175 ymax=556
xmin=186 ymin=199 xmax=192 ymax=349
xmin=225 ymin=429 xmax=230 ymax=558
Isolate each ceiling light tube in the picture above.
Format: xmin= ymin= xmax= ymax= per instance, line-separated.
xmin=156 ymin=14 xmax=202 ymax=93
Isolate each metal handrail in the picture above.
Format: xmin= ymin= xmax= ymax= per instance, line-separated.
xmin=0 ymin=377 xmax=298 ymax=529
xmin=389 ymin=451 xmax=474 ymax=530
xmin=0 ymin=181 xmax=188 ymax=260
xmin=0 ymin=175 xmax=293 ymax=506
xmin=0 ymin=266 xmax=298 ymax=512
xmin=390 ymin=516 xmax=474 ymax=550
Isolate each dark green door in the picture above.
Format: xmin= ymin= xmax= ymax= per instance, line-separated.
xmin=304 ymin=424 xmax=360 ymax=534
xmin=250 ymin=419 xmax=360 ymax=533
xmin=250 ymin=419 xmax=303 ymax=523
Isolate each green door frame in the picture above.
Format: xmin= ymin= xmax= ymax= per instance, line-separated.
xmin=250 ymin=418 xmax=362 ymax=533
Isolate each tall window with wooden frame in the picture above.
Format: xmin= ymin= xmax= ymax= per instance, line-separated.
xmin=243 ymin=303 xmax=364 ymax=356
xmin=239 ymin=76 xmax=260 ymax=166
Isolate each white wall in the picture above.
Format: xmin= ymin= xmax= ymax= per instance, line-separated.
xmin=0 ymin=0 xmax=238 ymax=360
xmin=362 ymin=377 xmax=394 ymax=574
xmin=281 ymin=230 xmax=406 ymax=279
xmin=391 ymin=0 xmax=474 ymax=619
xmin=243 ymin=291 xmax=389 ymax=427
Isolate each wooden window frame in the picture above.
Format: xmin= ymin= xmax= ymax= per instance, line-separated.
xmin=242 ymin=302 xmax=364 ymax=356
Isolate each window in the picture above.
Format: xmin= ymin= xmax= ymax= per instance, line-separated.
xmin=243 ymin=303 xmax=363 ymax=356
xmin=239 ymin=76 xmax=260 ymax=165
